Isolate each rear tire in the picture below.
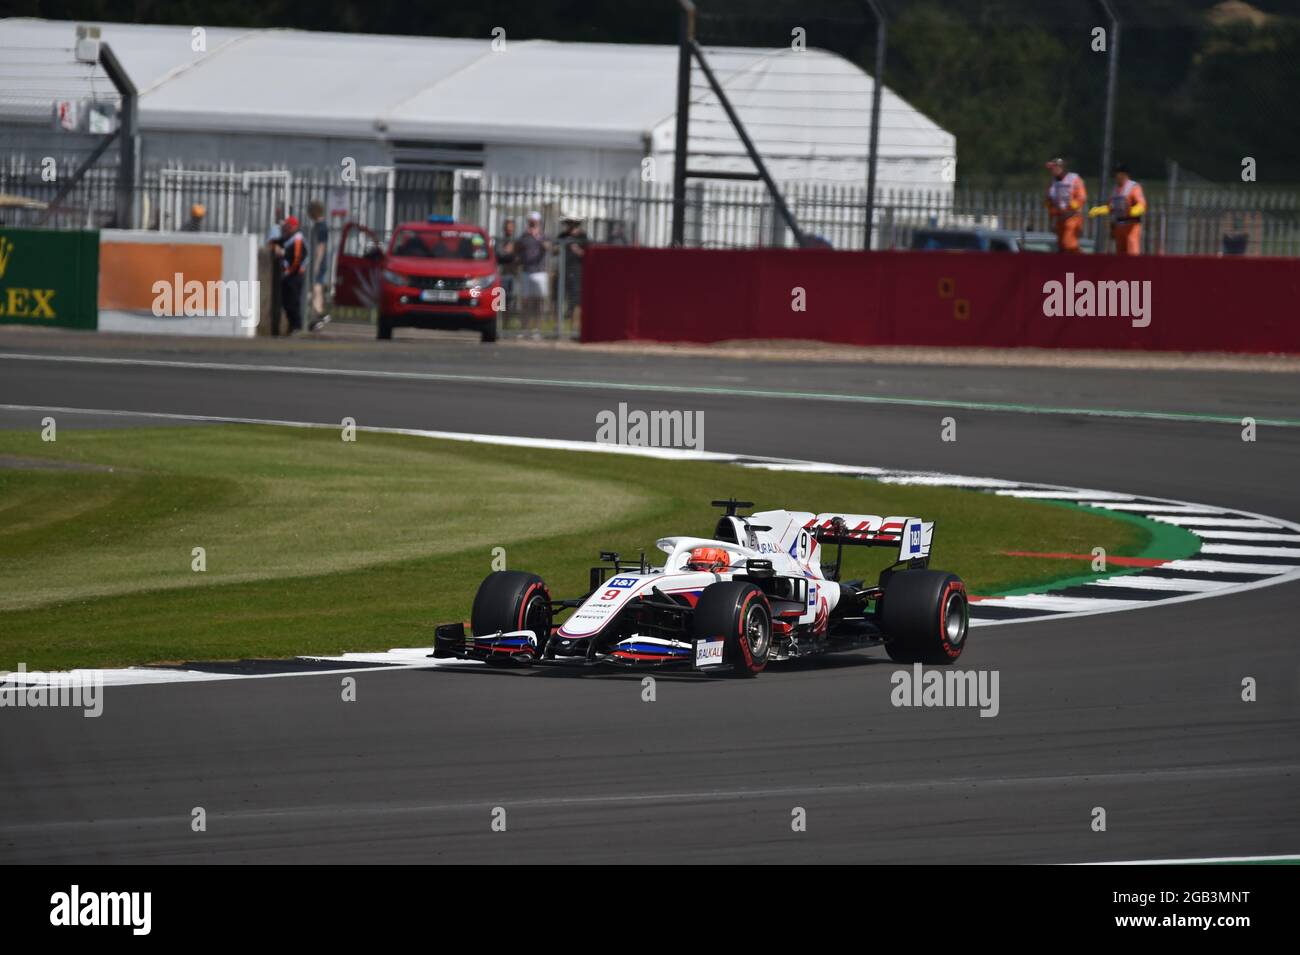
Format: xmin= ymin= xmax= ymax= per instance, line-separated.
xmin=881 ymin=570 xmax=968 ymax=664
xmin=377 ymin=315 xmax=393 ymax=340
xmin=693 ymin=581 xmax=772 ymax=677
xmin=470 ymin=571 xmax=551 ymax=664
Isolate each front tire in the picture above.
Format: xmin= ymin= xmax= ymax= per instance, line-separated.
xmin=377 ymin=315 xmax=394 ymax=340
xmin=881 ymin=570 xmax=968 ymax=664
xmin=693 ymin=581 xmax=772 ymax=677
xmin=471 ymin=571 xmax=551 ymax=664
xmin=480 ymin=318 xmax=498 ymax=343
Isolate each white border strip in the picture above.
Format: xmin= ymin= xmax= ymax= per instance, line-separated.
xmin=1081 ymin=853 xmax=1300 ymax=865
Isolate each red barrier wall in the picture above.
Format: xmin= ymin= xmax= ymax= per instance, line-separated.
xmin=581 ymin=247 xmax=1300 ymax=353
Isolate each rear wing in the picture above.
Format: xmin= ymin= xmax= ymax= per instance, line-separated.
xmin=805 ymin=514 xmax=934 ymax=564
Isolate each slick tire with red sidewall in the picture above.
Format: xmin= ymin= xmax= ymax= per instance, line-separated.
xmin=693 ymin=581 xmax=772 ymax=677
xmin=471 ymin=571 xmax=551 ymax=665
xmin=881 ymin=570 xmax=969 ymax=665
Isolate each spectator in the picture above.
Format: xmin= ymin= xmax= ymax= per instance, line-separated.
xmin=271 ymin=215 xmax=307 ymax=335
xmin=558 ymin=213 xmax=588 ymax=328
xmin=182 ymin=203 xmax=206 ymax=232
xmin=605 ymin=220 xmax=628 ymax=245
xmin=495 ymin=217 xmax=519 ymax=321
xmin=307 ymin=200 xmax=331 ymax=331
xmin=1044 ymin=157 xmax=1086 ymax=253
xmin=1089 ymin=163 xmax=1147 ymax=256
xmin=517 ymin=210 xmax=550 ymax=337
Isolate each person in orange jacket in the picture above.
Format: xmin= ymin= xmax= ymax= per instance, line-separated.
xmin=1044 ymin=157 xmax=1087 ymax=253
xmin=1089 ymin=163 xmax=1147 ymax=255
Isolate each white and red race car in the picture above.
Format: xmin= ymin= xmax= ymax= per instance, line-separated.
xmin=434 ymin=499 xmax=969 ymax=676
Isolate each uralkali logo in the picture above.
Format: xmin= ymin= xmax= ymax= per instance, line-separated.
xmin=695 ymin=639 xmax=725 ymax=668
xmin=151 ymin=273 xmax=259 ymax=327
xmin=1042 ymin=272 xmax=1151 ymax=328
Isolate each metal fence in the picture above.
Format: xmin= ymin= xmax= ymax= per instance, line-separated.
xmin=4 ymin=156 xmax=1299 ymax=258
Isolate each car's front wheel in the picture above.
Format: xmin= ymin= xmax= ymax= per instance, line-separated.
xmin=471 ymin=571 xmax=552 ymax=664
xmin=693 ymin=581 xmax=772 ymax=677
xmin=377 ymin=315 xmax=394 ymax=340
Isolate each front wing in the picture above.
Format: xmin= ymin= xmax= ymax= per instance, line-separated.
xmin=432 ymin=622 xmax=728 ymax=672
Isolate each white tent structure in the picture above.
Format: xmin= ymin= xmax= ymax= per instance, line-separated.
xmin=0 ymin=18 xmax=955 ymax=191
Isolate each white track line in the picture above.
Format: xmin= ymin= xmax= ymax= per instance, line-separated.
xmin=1188 ymin=529 xmax=1300 ymax=542
xmin=972 ymin=594 xmax=1149 ymax=613
xmin=995 ymin=489 xmax=1137 ymax=500
xmin=1148 ymin=516 xmax=1282 ymax=529
xmin=1159 ymin=559 xmax=1294 ymax=575
xmin=1082 ymin=852 xmax=1300 ymax=866
xmin=2 ymin=657 xmax=470 ymax=688
xmin=874 ymin=475 xmax=1032 ymax=488
xmin=1091 ymin=575 xmax=1233 ymax=592
xmin=739 ymin=462 xmax=890 ymax=476
xmin=1200 ymin=543 xmax=1300 ymax=558
xmin=1076 ymin=502 xmax=1228 ymax=514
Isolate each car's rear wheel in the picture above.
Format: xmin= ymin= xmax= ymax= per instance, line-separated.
xmin=470 ymin=571 xmax=551 ymax=664
xmin=377 ymin=315 xmax=394 ymax=340
xmin=693 ymin=581 xmax=772 ymax=677
xmin=881 ymin=570 xmax=968 ymax=664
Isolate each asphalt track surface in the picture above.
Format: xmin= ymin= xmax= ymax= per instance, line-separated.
xmin=1 ymin=330 xmax=1298 ymax=863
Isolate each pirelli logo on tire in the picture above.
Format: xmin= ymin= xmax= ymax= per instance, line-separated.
xmin=0 ymin=228 xmax=99 ymax=330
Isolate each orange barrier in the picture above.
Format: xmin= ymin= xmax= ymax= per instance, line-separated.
xmin=581 ymin=247 xmax=1300 ymax=354
xmin=99 ymin=241 xmax=223 ymax=311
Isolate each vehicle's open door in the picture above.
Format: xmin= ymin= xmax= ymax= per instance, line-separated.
xmin=334 ymin=222 xmax=383 ymax=309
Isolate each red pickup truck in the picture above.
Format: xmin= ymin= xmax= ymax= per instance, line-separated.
xmin=334 ymin=216 xmax=500 ymax=342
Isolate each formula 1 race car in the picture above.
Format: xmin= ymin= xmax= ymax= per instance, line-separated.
xmin=433 ymin=499 xmax=969 ymax=676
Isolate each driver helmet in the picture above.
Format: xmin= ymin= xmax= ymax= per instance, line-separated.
xmin=686 ymin=546 xmax=730 ymax=573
